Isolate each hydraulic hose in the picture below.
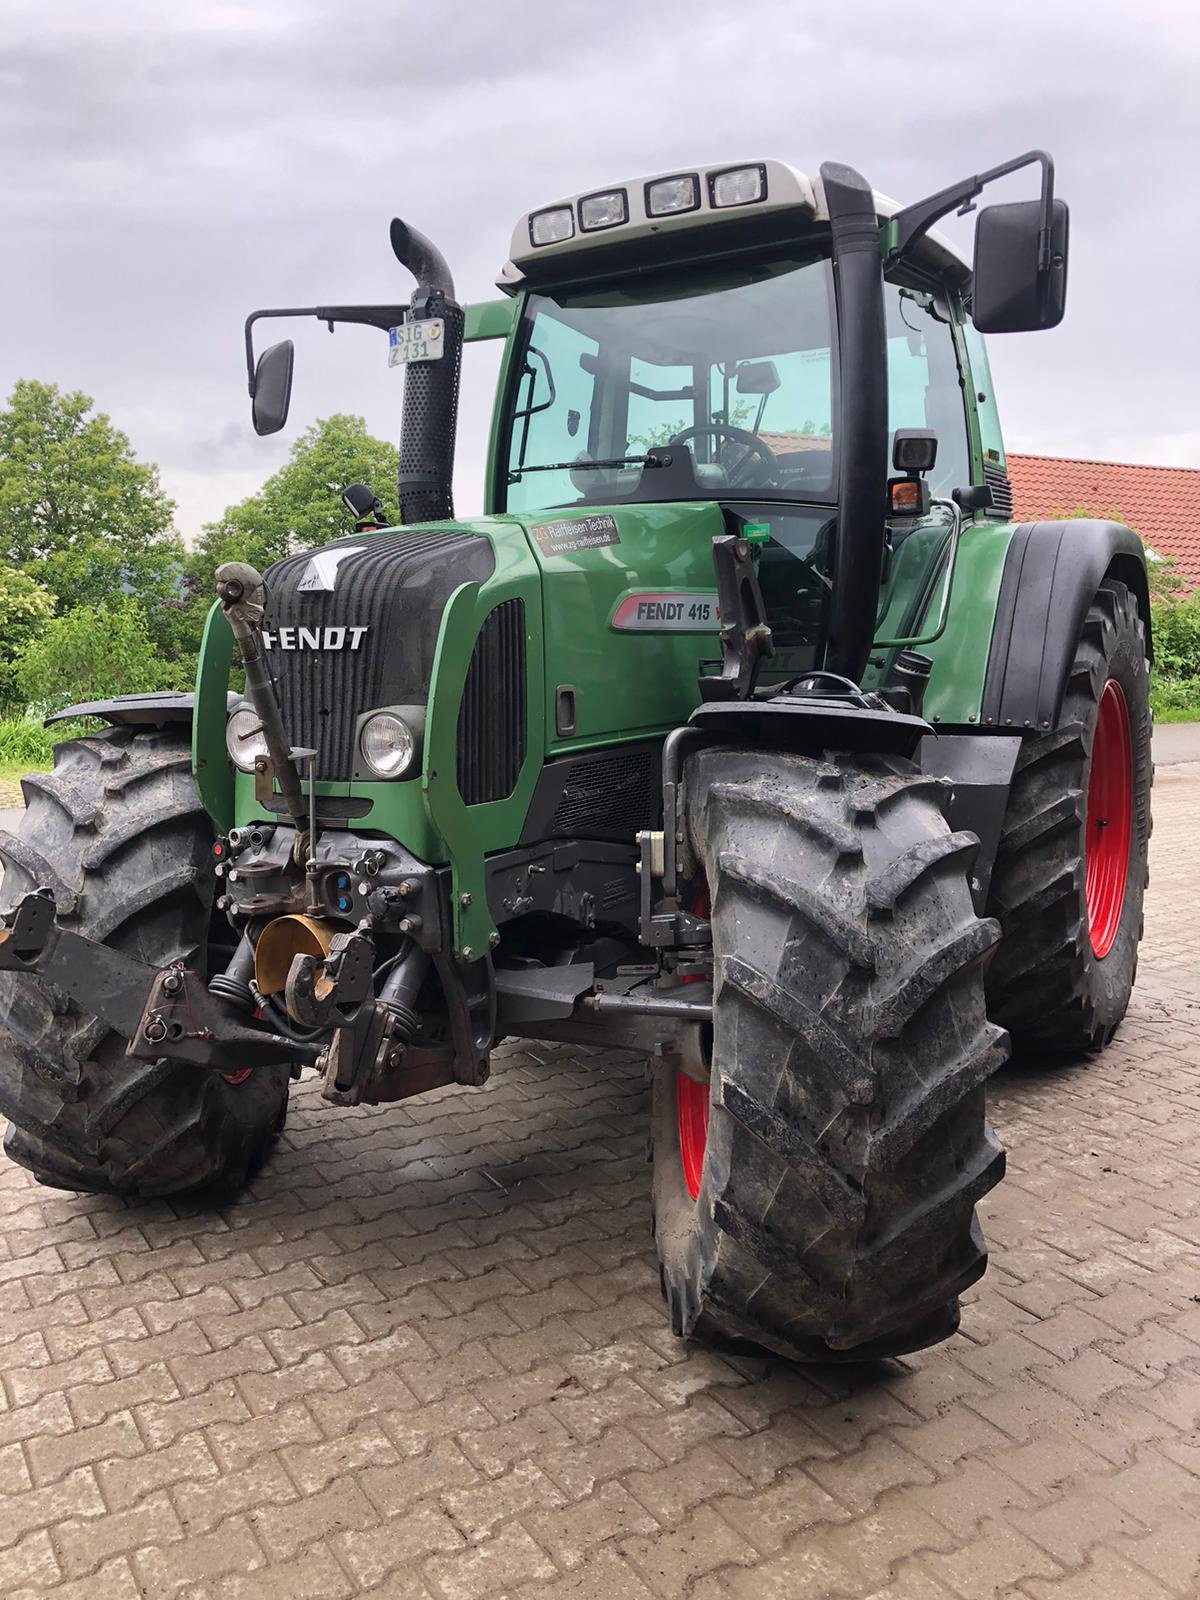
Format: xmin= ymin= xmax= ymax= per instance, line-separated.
xmin=215 ymin=561 xmax=308 ymax=832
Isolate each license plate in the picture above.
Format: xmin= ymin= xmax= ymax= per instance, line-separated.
xmin=388 ymin=318 xmax=445 ymax=366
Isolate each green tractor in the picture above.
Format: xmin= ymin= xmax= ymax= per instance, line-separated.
xmin=0 ymin=152 xmax=1151 ymax=1364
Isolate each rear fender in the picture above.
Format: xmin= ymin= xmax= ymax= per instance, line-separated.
xmin=980 ymin=519 xmax=1150 ymax=732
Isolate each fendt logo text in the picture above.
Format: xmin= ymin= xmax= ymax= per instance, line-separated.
xmin=262 ymin=627 xmax=369 ymax=651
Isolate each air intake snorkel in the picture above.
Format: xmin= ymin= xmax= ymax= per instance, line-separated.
xmin=389 ymin=219 xmax=464 ymax=524
xmin=820 ymin=162 xmax=888 ymax=684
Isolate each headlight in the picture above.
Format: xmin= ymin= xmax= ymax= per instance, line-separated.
xmin=646 ymin=174 xmax=699 ymax=217
xmin=579 ymin=189 xmax=627 ymax=231
xmin=360 ymin=712 xmax=416 ymax=778
xmin=710 ymin=164 xmax=766 ymax=208
xmin=226 ymin=706 xmax=269 ymax=774
xmin=529 ymin=206 xmax=574 ymax=247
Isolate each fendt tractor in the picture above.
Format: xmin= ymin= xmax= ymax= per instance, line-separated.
xmin=0 ymin=153 xmax=1151 ymax=1363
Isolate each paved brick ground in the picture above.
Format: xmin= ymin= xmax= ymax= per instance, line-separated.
xmin=1 ymin=765 xmax=1198 ymax=1600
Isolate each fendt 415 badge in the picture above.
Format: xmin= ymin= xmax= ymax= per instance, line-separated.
xmin=0 ymin=154 xmax=1151 ymax=1367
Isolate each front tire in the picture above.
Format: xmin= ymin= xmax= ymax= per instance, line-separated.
xmin=985 ymin=579 xmax=1152 ymax=1053
xmin=652 ymin=747 xmax=1008 ymax=1364
xmin=0 ymin=726 xmax=290 ymax=1197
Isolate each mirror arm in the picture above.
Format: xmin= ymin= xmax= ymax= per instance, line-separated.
xmin=243 ymin=305 xmax=411 ymax=393
xmin=886 ymin=149 xmax=1055 ymax=269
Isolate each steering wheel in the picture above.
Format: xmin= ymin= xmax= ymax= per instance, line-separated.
xmin=667 ymin=424 xmax=779 ymax=488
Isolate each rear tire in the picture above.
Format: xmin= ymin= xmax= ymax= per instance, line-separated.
xmin=0 ymin=726 xmax=290 ymax=1198
xmin=985 ymin=580 xmax=1152 ymax=1053
xmin=652 ymin=747 xmax=1008 ymax=1363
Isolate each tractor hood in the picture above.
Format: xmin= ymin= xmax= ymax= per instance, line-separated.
xmin=261 ymin=528 xmax=494 ymax=781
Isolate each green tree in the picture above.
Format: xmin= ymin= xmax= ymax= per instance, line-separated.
xmin=0 ymin=568 xmax=55 ymax=710
xmin=15 ymin=597 xmax=172 ymax=712
xmin=189 ymin=414 xmax=398 ymax=577
xmin=174 ymin=415 xmax=398 ymax=661
xmin=0 ymin=381 xmax=184 ymax=641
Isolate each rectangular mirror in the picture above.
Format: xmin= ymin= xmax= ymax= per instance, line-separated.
xmin=252 ymin=340 xmax=295 ymax=436
xmin=973 ymin=197 xmax=1069 ymax=333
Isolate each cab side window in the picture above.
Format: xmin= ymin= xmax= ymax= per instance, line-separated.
xmin=884 ymin=283 xmax=970 ymax=500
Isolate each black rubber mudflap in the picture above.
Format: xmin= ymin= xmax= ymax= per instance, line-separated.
xmin=0 ymin=726 xmax=290 ymax=1197
xmin=651 ymin=746 xmax=1008 ymax=1364
xmin=985 ymin=580 xmax=1152 ymax=1053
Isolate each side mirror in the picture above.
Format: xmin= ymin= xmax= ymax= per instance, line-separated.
xmin=251 ymin=339 xmax=295 ymax=436
xmin=973 ymin=197 xmax=1069 ymax=333
xmin=735 ymin=360 xmax=782 ymax=397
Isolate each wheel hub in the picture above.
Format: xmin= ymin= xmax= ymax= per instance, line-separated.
xmin=1085 ymin=677 xmax=1132 ymax=959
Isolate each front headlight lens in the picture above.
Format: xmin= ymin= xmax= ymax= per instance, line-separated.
xmin=529 ymin=206 xmax=575 ymax=247
xmin=226 ymin=707 xmax=269 ymax=774
xmin=646 ymin=174 xmax=699 ymax=216
xmin=360 ymin=712 xmax=416 ymax=778
xmin=579 ymin=189 xmax=627 ymax=231
xmin=710 ymin=165 xmax=766 ymax=208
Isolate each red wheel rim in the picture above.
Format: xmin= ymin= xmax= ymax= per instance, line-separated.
xmin=677 ymin=1072 xmax=709 ymax=1201
xmin=676 ymin=878 xmax=712 ymax=1200
xmin=1085 ymin=678 xmax=1132 ymax=959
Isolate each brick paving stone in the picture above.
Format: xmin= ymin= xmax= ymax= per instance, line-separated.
xmin=0 ymin=760 xmax=1196 ymax=1597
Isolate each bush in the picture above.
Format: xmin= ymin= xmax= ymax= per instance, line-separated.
xmin=1150 ymin=675 xmax=1200 ymax=723
xmin=1151 ymin=594 xmax=1200 ymax=682
xmin=0 ymin=569 xmax=55 ymax=712
xmin=15 ymin=596 xmax=168 ymax=712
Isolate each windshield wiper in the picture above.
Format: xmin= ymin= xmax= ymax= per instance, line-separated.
xmin=507 ymin=454 xmax=664 ymax=484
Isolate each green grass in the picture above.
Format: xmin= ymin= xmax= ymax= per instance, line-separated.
xmin=0 ymin=717 xmax=90 ymax=806
xmin=1150 ymin=677 xmax=1200 ymax=724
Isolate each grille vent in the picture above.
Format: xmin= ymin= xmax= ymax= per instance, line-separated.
xmin=457 ymin=600 xmax=527 ymax=805
xmin=984 ymin=464 xmax=1014 ymax=518
xmin=264 ymin=529 xmax=492 ymax=780
xmin=549 ymin=748 xmax=658 ymax=839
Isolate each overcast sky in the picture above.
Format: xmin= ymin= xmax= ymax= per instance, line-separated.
xmin=1 ymin=0 xmax=1196 ymax=542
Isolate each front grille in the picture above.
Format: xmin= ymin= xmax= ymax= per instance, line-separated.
xmin=984 ymin=464 xmax=1015 ymax=518
xmin=457 ymin=600 xmax=527 ymax=805
xmin=549 ymin=748 xmax=658 ymax=838
xmin=264 ymin=529 xmax=493 ymax=779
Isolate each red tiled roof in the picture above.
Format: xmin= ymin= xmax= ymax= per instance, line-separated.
xmin=1007 ymin=453 xmax=1200 ymax=591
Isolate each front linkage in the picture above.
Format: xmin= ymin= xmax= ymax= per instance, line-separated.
xmin=0 ymin=889 xmax=308 ymax=1074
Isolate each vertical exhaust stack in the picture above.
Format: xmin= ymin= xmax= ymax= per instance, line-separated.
xmin=820 ymin=162 xmax=888 ymax=684
xmin=390 ymin=219 xmax=463 ymax=525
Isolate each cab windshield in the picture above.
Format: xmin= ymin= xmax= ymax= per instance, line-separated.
xmin=500 ymin=255 xmax=837 ymax=515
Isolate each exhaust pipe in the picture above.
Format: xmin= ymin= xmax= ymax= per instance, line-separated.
xmin=820 ymin=162 xmax=888 ymax=684
xmin=390 ymin=219 xmax=463 ymax=525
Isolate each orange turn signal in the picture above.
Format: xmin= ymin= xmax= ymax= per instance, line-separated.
xmin=888 ymin=477 xmax=930 ymax=517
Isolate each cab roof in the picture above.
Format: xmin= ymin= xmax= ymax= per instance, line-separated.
xmin=498 ymin=159 xmax=969 ymax=294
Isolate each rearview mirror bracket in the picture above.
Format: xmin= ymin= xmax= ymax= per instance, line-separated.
xmin=886 ymin=149 xmax=1058 ymax=273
